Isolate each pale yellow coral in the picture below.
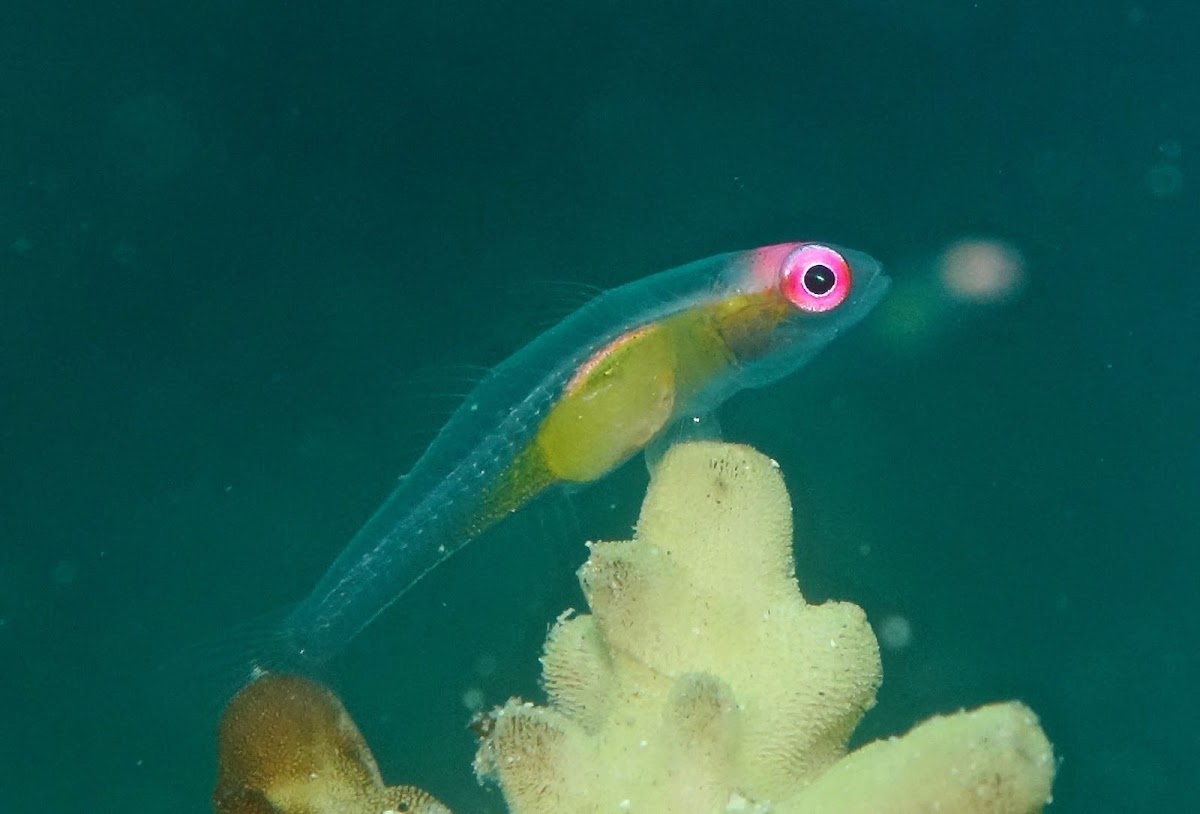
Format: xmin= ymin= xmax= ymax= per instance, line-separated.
xmin=781 ymin=702 xmax=1054 ymax=814
xmin=474 ymin=441 xmax=1054 ymax=814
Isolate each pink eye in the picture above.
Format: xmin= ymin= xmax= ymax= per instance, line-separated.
xmin=779 ymin=244 xmax=853 ymax=313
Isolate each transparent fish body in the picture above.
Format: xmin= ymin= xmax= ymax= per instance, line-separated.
xmin=281 ymin=242 xmax=889 ymax=663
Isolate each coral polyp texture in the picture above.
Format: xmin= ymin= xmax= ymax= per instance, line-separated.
xmin=213 ymin=672 xmax=452 ymax=814
xmin=473 ymin=441 xmax=1055 ymax=813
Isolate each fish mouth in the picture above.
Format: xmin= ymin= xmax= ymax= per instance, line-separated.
xmin=857 ymin=259 xmax=891 ymax=315
xmin=832 ymin=244 xmax=891 ymax=325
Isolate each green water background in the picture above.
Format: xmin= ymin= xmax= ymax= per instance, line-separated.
xmin=1 ymin=2 xmax=1195 ymax=811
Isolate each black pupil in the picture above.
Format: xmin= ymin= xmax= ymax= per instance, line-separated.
xmin=804 ymin=264 xmax=836 ymax=296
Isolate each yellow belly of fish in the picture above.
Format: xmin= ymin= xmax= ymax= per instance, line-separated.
xmin=537 ymin=325 xmax=677 ymax=483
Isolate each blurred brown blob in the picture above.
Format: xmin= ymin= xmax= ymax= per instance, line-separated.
xmin=938 ymin=238 xmax=1025 ymax=305
xmin=214 ymin=673 xmax=452 ymax=814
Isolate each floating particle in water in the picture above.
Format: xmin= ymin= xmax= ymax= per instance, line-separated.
xmin=878 ymin=614 xmax=914 ymax=651
xmin=1145 ymin=161 xmax=1183 ymax=200
xmin=51 ymin=558 xmax=79 ymax=586
xmin=111 ymin=240 xmax=138 ymax=267
xmin=939 ymin=239 xmax=1026 ymax=306
xmin=1145 ymin=139 xmax=1184 ymax=199
xmin=9 ymin=236 xmax=32 ymax=255
xmin=462 ymin=686 xmax=485 ymax=712
xmin=1157 ymin=139 xmax=1183 ymax=161
xmin=874 ymin=236 xmax=1028 ymax=357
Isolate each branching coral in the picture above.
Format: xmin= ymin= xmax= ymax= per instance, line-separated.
xmin=212 ymin=441 xmax=1054 ymax=814
xmin=473 ymin=441 xmax=1055 ymax=813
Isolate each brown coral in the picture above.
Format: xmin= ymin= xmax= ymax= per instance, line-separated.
xmin=214 ymin=672 xmax=451 ymax=814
